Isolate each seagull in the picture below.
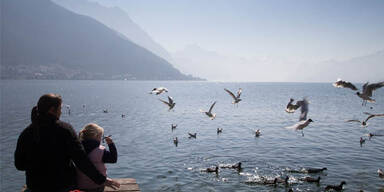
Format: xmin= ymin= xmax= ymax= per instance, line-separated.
xmin=378 ymin=169 xmax=384 ymax=178
xmin=285 ymin=98 xmax=303 ymax=113
xmin=159 ymin=96 xmax=176 ymax=111
xmin=356 ymin=81 xmax=384 ymax=106
xmin=360 ymin=137 xmax=366 ymax=146
xmin=345 ymin=119 xmax=367 ymax=126
xmin=188 ymin=133 xmax=197 ymax=139
xmin=224 ymin=88 xmax=242 ymax=106
xmin=150 ymin=87 xmax=168 ymax=95
xmin=325 ymin=181 xmax=346 ymax=191
xmin=171 ymin=124 xmax=177 ymax=131
xmin=173 ymin=137 xmax=178 ymax=146
xmin=200 ymin=101 xmax=217 ymax=120
xmin=287 ymin=119 xmax=313 ymax=132
xmin=103 ymin=109 xmax=108 ymax=113
xmin=64 ymin=104 xmax=71 ymax=115
xmin=217 ymin=128 xmax=223 ymax=134
xmin=333 ymin=78 xmax=358 ymax=90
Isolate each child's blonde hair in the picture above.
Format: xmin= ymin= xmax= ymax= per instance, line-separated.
xmin=79 ymin=123 xmax=104 ymax=141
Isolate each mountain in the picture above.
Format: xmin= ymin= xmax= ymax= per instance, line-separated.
xmin=173 ymin=44 xmax=384 ymax=82
xmin=293 ymin=50 xmax=384 ymax=83
xmin=172 ymin=45 xmax=299 ymax=82
xmin=1 ymin=0 xmax=198 ymax=80
xmin=52 ymin=0 xmax=173 ymax=63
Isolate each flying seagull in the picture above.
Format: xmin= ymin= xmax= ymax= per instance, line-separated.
xmin=224 ymin=88 xmax=242 ymax=106
xmin=150 ymin=87 xmax=168 ymax=95
xmin=286 ymin=98 xmax=312 ymax=135
xmin=345 ymin=119 xmax=367 ymax=127
xmin=333 ymin=78 xmax=358 ymax=91
xmin=356 ymin=81 xmax=384 ymax=106
xmin=200 ymin=101 xmax=217 ymax=120
xmin=159 ymin=96 xmax=176 ymax=111
xmin=285 ymin=98 xmax=303 ymax=113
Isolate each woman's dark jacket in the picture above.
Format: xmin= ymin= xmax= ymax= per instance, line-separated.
xmin=14 ymin=113 xmax=106 ymax=191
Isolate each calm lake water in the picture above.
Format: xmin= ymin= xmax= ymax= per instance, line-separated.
xmin=1 ymin=80 xmax=384 ymax=192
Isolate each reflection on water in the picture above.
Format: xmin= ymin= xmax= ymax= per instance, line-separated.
xmin=1 ymin=80 xmax=384 ymax=192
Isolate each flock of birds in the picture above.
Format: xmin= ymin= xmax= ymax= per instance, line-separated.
xmin=147 ymin=79 xmax=384 ymax=191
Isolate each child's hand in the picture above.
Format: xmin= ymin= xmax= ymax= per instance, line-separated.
xmin=105 ymin=136 xmax=113 ymax=144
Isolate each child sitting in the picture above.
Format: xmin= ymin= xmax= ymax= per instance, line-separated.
xmin=76 ymin=123 xmax=117 ymax=192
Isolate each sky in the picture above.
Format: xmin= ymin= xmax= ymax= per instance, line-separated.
xmin=86 ymin=0 xmax=384 ymax=82
xmin=90 ymin=0 xmax=384 ymax=61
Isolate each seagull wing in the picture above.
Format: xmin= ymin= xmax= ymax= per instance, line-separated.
xmin=365 ymin=113 xmax=384 ymax=122
xmin=362 ymin=82 xmax=370 ymax=95
xmin=345 ymin=82 xmax=358 ymax=90
xmin=237 ymin=88 xmax=242 ymax=98
xmin=209 ymin=101 xmax=217 ymax=113
xmin=345 ymin=119 xmax=362 ymax=123
xmin=299 ymin=98 xmax=309 ymax=121
xmin=224 ymin=89 xmax=237 ymax=100
xmin=366 ymin=82 xmax=384 ymax=96
xmin=159 ymin=99 xmax=170 ymax=106
xmin=168 ymin=96 xmax=174 ymax=104
xmin=365 ymin=115 xmax=375 ymax=123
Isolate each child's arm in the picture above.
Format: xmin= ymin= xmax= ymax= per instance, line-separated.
xmin=103 ymin=137 xmax=117 ymax=163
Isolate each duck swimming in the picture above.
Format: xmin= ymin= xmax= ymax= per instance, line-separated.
xmin=299 ymin=176 xmax=321 ymax=183
xmin=325 ymin=181 xmax=346 ymax=191
xmin=204 ymin=166 xmax=219 ymax=174
xmin=255 ymin=129 xmax=261 ymax=137
xmin=263 ymin=178 xmax=278 ymax=185
xmin=171 ymin=124 xmax=177 ymax=131
xmin=276 ymin=176 xmax=289 ymax=185
xmin=217 ymin=128 xmax=223 ymax=134
xmin=188 ymin=133 xmax=197 ymax=139
xmin=307 ymin=167 xmax=327 ymax=173
xmin=360 ymin=137 xmax=366 ymax=146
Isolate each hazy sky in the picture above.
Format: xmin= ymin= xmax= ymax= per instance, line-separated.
xmin=90 ymin=0 xmax=384 ymax=62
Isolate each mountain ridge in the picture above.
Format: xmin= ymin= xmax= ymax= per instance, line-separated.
xmin=1 ymin=0 xmax=200 ymax=80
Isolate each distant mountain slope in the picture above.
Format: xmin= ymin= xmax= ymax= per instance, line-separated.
xmin=1 ymin=0 xmax=197 ymax=80
xmin=52 ymin=0 xmax=173 ymax=63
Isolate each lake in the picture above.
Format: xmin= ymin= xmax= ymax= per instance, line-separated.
xmin=1 ymin=80 xmax=384 ymax=191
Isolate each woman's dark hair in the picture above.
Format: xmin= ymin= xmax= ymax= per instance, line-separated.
xmin=37 ymin=94 xmax=62 ymax=114
xmin=31 ymin=94 xmax=62 ymax=142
